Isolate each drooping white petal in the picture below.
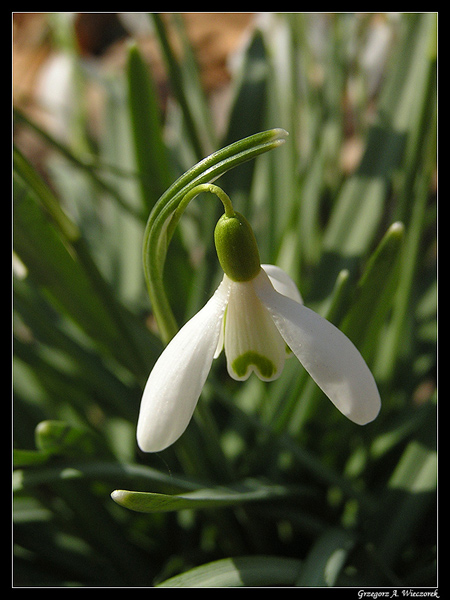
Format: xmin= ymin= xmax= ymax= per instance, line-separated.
xmin=213 ymin=319 xmax=225 ymax=359
xmin=224 ymin=275 xmax=286 ymax=382
xmin=262 ymin=264 xmax=303 ymax=304
xmin=137 ymin=277 xmax=231 ymax=452
xmin=262 ymin=264 xmax=303 ymax=358
xmin=254 ymin=270 xmax=381 ymax=425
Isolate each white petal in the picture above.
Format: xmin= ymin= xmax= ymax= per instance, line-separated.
xmin=213 ymin=306 xmax=225 ymax=359
xmin=262 ymin=264 xmax=303 ymax=304
xmin=224 ymin=275 xmax=286 ymax=382
xmin=137 ymin=278 xmax=231 ymax=452
xmin=262 ymin=264 xmax=303 ymax=358
xmin=254 ymin=270 xmax=381 ymax=425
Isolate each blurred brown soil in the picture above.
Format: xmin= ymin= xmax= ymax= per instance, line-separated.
xmin=13 ymin=13 xmax=255 ymax=170
xmin=13 ymin=13 xmax=254 ymax=109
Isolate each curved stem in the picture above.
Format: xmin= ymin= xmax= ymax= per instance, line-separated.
xmin=147 ymin=185 xmax=234 ymax=344
xmin=142 ymin=129 xmax=288 ymax=344
xmin=170 ymin=184 xmax=235 ymax=239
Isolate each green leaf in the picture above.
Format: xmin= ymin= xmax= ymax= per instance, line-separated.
xmin=13 ymin=150 xmax=153 ymax=378
xmin=13 ymin=13 xmax=437 ymax=587
xmin=315 ymin=13 xmax=436 ymax=295
xmin=151 ymin=13 xmax=206 ymax=161
xmin=366 ymin=403 xmax=436 ymax=573
xmin=376 ymin=441 xmax=437 ymax=568
xmin=13 ymin=449 xmax=53 ymax=468
xmin=170 ymin=13 xmax=217 ymax=154
xmin=340 ymin=221 xmax=405 ymax=360
xmin=295 ymin=527 xmax=356 ymax=587
xmin=157 ymin=556 xmax=303 ymax=587
xmin=126 ymin=41 xmax=173 ymax=211
xmin=13 ymin=459 xmax=205 ymax=494
xmin=13 ymin=172 xmax=117 ymax=345
xmin=220 ymin=30 xmax=268 ymax=201
xmin=13 ymin=275 xmax=142 ymax=422
xmin=13 ymin=107 xmax=143 ymax=221
xmin=34 ymin=420 xmax=103 ymax=458
xmin=111 ymin=479 xmax=301 ymax=513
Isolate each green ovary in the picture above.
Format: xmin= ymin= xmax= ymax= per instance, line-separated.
xmin=232 ymin=351 xmax=277 ymax=380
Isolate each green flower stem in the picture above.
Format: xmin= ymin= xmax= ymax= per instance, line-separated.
xmin=171 ymin=184 xmax=236 ymax=233
xmin=142 ymin=129 xmax=288 ymax=344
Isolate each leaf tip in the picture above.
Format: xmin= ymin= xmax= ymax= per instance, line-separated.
xmin=389 ymin=221 xmax=405 ymax=236
xmin=271 ymin=128 xmax=289 ymax=145
xmin=110 ymin=490 xmax=127 ymax=506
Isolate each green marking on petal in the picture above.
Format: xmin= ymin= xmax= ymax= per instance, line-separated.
xmin=232 ymin=351 xmax=277 ymax=380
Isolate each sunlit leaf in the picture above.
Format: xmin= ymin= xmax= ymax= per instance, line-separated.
xmin=157 ymin=556 xmax=303 ymax=587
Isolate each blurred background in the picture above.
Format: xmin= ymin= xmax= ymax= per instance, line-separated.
xmin=13 ymin=13 xmax=437 ymax=588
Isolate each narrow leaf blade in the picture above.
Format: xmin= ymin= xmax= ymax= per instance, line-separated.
xmin=111 ymin=480 xmax=298 ymax=513
xmin=157 ymin=556 xmax=303 ymax=587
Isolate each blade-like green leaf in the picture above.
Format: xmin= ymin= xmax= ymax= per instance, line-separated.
xmin=13 ymin=150 xmax=154 ymax=378
xmin=13 ymin=107 xmax=143 ymax=221
xmin=13 ymin=449 xmax=53 ymax=468
xmin=151 ymin=13 xmax=206 ymax=161
xmin=13 ymin=274 xmax=143 ymax=422
xmin=157 ymin=556 xmax=303 ymax=587
xmin=111 ymin=479 xmax=302 ymax=513
xmin=170 ymin=13 xmax=217 ymax=154
xmin=220 ymin=30 xmax=268 ymax=203
xmin=14 ymin=461 xmax=199 ymax=494
xmin=375 ymin=439 xmax=437 ymax=569
xmin=295 ymin=528 xmax=356 ymax=587
xmin=295 ymin=527 xmax=356 ymax=587
xmin=127 ymin=41 xmax=173 ymax=211
xmin=13 ymin=173 xmax=117 ymax=345
xmin=364 ymin=400 xmax=436 ymax=578
xmin=34 ymin=420 xmax=103 ymax=458
xmin=340 ymin=221 xmax=405 ymax=360
xmin=314 ymin=13 xmax=436 ymax=297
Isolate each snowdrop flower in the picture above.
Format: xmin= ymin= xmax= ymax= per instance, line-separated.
xmin=137 ymin=203 xmax=381 ymax=452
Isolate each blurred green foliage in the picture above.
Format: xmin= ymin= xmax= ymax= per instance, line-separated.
xmin=13 ymin=13 xmax=436 ymax=587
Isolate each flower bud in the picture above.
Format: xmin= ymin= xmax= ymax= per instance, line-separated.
xmin=214 ymin=212 xmax=261 ymax=282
